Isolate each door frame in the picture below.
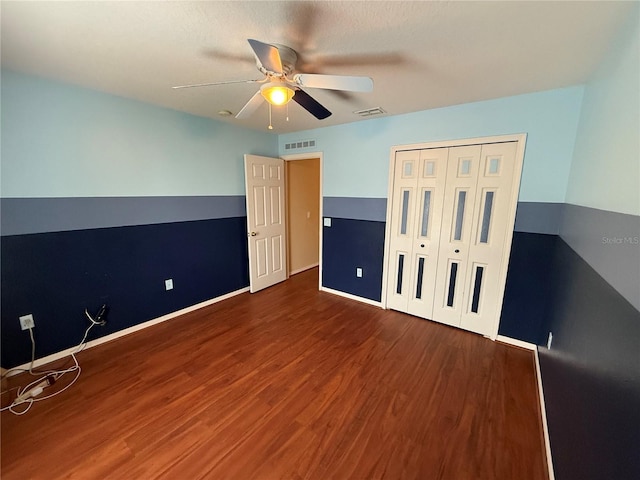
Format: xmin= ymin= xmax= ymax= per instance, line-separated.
xmin=381 ymin=134 xmax=527 ymax=339
xmin=281 ymin=151 xmax=324 ymax=290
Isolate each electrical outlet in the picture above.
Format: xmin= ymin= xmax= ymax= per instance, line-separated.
xmin=165 ymin=279 xmax=174 ymax=291
xmin=547 ymin=332 xmax=553 ymax=349
xmin=356 ymin=267 xmax=363 ymax=278
xmin=19 ymin=314 xmax=35 ymax=330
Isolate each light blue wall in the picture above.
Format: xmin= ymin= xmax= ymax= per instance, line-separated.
xmin=3 ymin=69 xmax=584 ymax=205
xmin=279 ymin=86 xmax=584 ymax=202
xmin=565 ymin=9 xmax=640 ymax=215
xmin=1 ymin=70 xmax=278 ymax=198
xmin=560 ymin=9 xmax=640 ymax=310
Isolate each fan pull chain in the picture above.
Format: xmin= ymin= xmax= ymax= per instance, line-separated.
xmin=286 ymin=103 xmax=289 ymax=122
xmin=268 ymin=103 xmax=273 ymax=130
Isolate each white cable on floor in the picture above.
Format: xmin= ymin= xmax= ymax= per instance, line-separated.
xmin=1 ymin=312 xmax=103 ymax=415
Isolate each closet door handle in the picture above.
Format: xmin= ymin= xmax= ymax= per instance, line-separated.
xmin=249 ymin=232 xmax=258 ymax=237
xmin=454 ymin=249 xmax=460 ymax=253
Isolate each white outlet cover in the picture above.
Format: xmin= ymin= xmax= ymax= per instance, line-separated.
xmin=165 ymin=279 xmax=174 ymax=290
xmin=323 ymin=217 xmax=332 ymax=227
xmin=356 ymin=268 xmax=363 ymax=277
xmin=19 ymin=314 xmax=35 ymax=330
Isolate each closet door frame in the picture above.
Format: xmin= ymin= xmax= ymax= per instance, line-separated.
xmin=381 ymin=134 xmax=527 ymax=340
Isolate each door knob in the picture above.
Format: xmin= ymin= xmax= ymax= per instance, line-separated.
xmin=249 ymin=232 xmax=258 ymax=237
xmin=454 ymin=249 xmax=460 ymax=253
xmin=420 ymin=244 xmax=425 ymax=248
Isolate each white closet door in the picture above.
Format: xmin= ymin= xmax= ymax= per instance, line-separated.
xmin=386 ymin=148 xmax=448 ymax=318
xmin=459 ymin=142 xmax=518 ymax=335
xmin=385 ymin=137 xmax=522 ymax=338
xmin=432 ymin=145 xmax=482 ymax=327
xmin=386 ymin=150 xmax=420 ymax=312
xmin=406 ymin=148 xmax=448 ymax=319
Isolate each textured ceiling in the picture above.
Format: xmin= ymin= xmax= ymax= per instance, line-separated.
xmin=1 ymin=1 xmax=633 ymax=134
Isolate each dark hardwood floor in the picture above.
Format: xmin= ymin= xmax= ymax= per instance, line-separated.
xmin=1 ymin=268 xmax=547 ymax=479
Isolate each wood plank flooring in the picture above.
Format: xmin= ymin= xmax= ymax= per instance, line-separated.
xmin=1 ymin=268 xmax=547 ymax=479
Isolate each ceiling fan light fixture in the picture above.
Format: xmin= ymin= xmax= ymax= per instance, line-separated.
xmin=260 ymin=82 xmax=295 ymax=106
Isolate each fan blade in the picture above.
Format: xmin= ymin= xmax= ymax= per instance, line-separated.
xmin=247 ymin=39 xmax=283 ymax=74
xmin=292 ymin=89 xmax=331 ymax=120
xmin=172 ymin=79 xmax=260 ymax=89
xmin=235 ymin=91 xmax=265 ymax=119
xmin=292 ymin=74 xmax=373 ymax=92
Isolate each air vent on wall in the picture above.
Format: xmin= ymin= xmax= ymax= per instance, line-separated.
xmin=284 ymin=139 xmax=316 ymax=150
xmin=354 ymin=107 xmax=386 ymax=117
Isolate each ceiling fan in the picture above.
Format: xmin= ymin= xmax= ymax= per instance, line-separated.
xmin=173 ymin=39 xmax=374 ymax=126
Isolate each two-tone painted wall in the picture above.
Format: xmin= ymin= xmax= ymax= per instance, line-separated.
xmin=0 ymin=72 xmax=587 ymax=366
xmin=538 ymin=10 xmax=640 ymax=480
xmin=279 ymin=86 xmax=583 ymax=341
xmin=2 ymin=21 xmax=638 ymax=477
xmin=1 ymin=70 xmax=278 ymax=367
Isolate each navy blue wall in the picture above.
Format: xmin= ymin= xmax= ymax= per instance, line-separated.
xmin=499 ymin=232 xmax=640 ymax=480
xmin=500 ymin=230 xmax=640 ymax=479
xmin=1 ymin=217 xmax=249 ymax=368
xmin=538 ymin=238 xmax=640 ymax=480
xmin=322 ymin=218 xmax=385 ymax=302
xmin=499 ymin=232 xmax=558 ymax=343
xmin=540 ymin=354 xmax=640 ymax=480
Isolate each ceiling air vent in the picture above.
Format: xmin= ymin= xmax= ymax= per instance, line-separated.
xmin=354 ymin=107 xmax=386 ymax=117
xmin=284 ymin=139 xmax=316 ymax=150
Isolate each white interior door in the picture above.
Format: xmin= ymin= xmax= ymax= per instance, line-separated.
xmin=244 ymin=154 xmax=287 ymax=293
xmin=385 ymin=137 xmax=523 ymax=338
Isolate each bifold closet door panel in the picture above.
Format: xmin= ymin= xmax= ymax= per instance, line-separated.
xmin=431 ymin=145 xmax=482 ymax=328
xmin=387 ymin=150 xmax=419 ymax=313
xmin=386 ymin=148 xmax=448 ymax=319
xmin=459 ymin=142 xmax=518 ymax=335
xmin=406 ymin=148 xmax=449 ymax=320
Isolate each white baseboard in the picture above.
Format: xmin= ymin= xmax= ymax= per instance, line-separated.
xmin=4 ymin=286 xmax=250 ymax=377
xmin=535 ymin=347 xmax=555 ymax=480
xmin=495 ymin=335 xmax=554 ymax=479
xmin=289 ymin=262 xmax=319 ymax=276
xmin=320 ymin=286 xmax=383 ymax=308
xmin=496 ymin=334 xmax=537 ymax=351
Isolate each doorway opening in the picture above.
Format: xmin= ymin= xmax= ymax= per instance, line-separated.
xmin=285 ymin=157 xmax=321 ymax=275
xmin=243 ymin=153 xmax=323 ymax=293
xmin=283 ymin=152 xmax=323 ymax=289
